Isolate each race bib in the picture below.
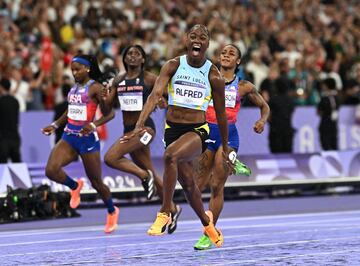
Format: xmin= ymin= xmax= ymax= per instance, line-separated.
xmin=207 ymin=90 xmax=236 ymax=108
xmin=173 ymin=84 xmax=205 ymax=106
xmin=68 ymin=104 xmax=87 ymax=121
xmin=118 ymin=93 xmax=143 ymax=111
xmin=225 ymin=90 xmax=237 ymax=108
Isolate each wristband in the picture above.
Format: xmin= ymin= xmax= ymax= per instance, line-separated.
xmin=51 ymin=122 xmax=59 ymax=129
xmin=89 ymin=122 xmax=97 ymax=130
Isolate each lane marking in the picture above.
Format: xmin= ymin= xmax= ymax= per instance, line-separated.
xmin=2 ymin=215 xmax=360 ymax=243
xmin=2 ymin=209 xmax=360 ymax=238
xmin=121 ymin=235 xmax=360 ymax=260
xmin=2 ymin=226 xmax=360 ymax=257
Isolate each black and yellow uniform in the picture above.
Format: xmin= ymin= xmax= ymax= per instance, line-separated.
xmin=164 ymin=121 xmax=209 ymax=152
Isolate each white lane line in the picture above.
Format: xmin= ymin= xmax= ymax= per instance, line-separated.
xmin=123 ymin=235 xmax=360 ymax=260
xmin=201 ymin=216 xmax=360 ymax=230
xmin=1 ymin=209 xmax=360 ymax=238
xmin=2 ymin=226 xmax=360 ymax=257
xmin=113 ymin=236 xmax=360 ymax=259
xmin=212 ymin=248 xmax=360 ymax=265
xmin=0 ymin=232 xmax=143 ymax=247
xmin=0 ymin=223 xmax=156 ymax=238
xmin=2 ymin=215 xmax=360 ymax=241
xmin=216 ymin=209 xmax=360 ymax=222
xmin=2 ymin=217 xmax=360 ymax=248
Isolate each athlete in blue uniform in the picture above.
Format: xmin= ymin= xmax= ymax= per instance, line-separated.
xmin=194 ymin=44 xmax=269 ymax=249
xmin=41 ymin=55 xmax=119 ymax=233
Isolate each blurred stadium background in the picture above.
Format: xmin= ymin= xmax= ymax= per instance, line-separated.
xmin=0 ymin=0 xmax=360 ymax=212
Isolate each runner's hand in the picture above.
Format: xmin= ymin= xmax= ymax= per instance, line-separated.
xmin=254 ymin=119 xmax=265 ymax=134
xmin=41 ymin=124 xmax=56 ymax=136
xmin=157 ymin=96 xmax=168 ymax=109
xmin=79 ymin=123 xmax=96 ymax=136
xmin=120 ymin=127 xmax=147 ymax=143
xmin=100 ymin=81 xmax=112 ymax=100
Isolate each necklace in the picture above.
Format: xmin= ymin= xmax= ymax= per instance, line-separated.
xmin=224 ymin=74 xmax=236 ymax=84
xmin=75 ymin=79 xmax=92 ymax=93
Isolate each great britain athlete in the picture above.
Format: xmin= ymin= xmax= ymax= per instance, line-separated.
xmin=125 ymin=25 xmax=233 ymax=247
xmin=41 ymin=55 xmax=119 ymax=233
xmin=102 ymin=45 xmax=181 ymax=234
xmin=193 ymin=44 xmax=270 ymax=249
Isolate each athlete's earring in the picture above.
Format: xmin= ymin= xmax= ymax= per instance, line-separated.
xmin=87 ymin=69 xmax=90 ymax=73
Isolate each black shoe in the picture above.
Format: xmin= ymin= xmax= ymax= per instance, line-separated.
xmin=142 ymin=170 xmax=155 ymax=200
xmin=168 ymin=204 xmax=182 ymax=234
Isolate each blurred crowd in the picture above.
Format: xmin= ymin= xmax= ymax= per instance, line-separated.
xmin=0 ymin=0 xmax=359 ymax=112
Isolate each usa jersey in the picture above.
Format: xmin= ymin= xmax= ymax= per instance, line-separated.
xmin=65 ymin=79 xmax=97 ymax=133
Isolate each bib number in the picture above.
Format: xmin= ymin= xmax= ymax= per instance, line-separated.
xmin=118 ymin=93 xmax=143 ymax=111
xmin=173 ymin=84 xmax=205 ymax=106
xmin=225 ymin=90 xmax=237 ymax=108
xmin=140 ymin=131 xmax=152 ymax=145
xmin=208 ymin=90 xmax=237 ymax=108
xmin=68 ymin=105 xmax=87 ymax=121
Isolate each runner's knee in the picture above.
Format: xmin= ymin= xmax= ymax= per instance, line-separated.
xmin=178 ymin=175 xmax=196 ymax=192
xmin=89 ymin=177 xmax=104 ymax=191
xmin=45 ymin=164 xmax=60 ymax=180
xmin=104 ymin=152 xmax=115 ymax=167
xmin=164 ymin=148 xmax=178 ymax=165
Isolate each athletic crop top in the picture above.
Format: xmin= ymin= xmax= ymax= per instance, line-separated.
xmin=115 ymin=72 xmax=151 ymax=111
xmin=168 ymin=55 xmax=212 ymax=111
xmin=206 ymin=76 xmax=242 ymax=124
xmin=65 ymin=79 xmax=97 ymax=133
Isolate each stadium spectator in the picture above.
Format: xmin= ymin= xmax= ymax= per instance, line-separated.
xmin=0 ymin=0 xmax=358 ymax=115
xmin=317 ymin=78 xmax=340 ymax=151
xmin=0 ymin=78 xmax=21 ymax=163
xmin=268 ymin=78 xmax=296 ymax=153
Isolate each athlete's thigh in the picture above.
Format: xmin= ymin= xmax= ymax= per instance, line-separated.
xmin=80 ymin=151 xmax=102 ymax=178
xmin=106 ymin=127 xmax=155 ymax=159
xmin=106 ymin=134 xmax=144 ymax=159
xmin=193 ymin=149 xmax=215 ymax=191
xmin=47 ymin=139 xmax=78 ymax=168
xmin=166 ymin=132 xmax=202 ymax=162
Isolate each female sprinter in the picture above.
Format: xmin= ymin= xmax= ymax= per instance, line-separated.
xmin=193 ymin=44 xmax=270 ymax=249
xmin=124 ymin=25 xmax=234 ymax=247
xmin=42 ymin=55 xmax=119 ymax=233
xmin=102 ymin=45 xmax=181 ymax=234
